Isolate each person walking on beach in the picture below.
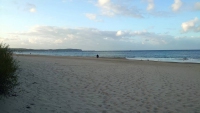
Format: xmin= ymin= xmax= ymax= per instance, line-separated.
xmin=96 ymin=54 xmax=99 ymax=58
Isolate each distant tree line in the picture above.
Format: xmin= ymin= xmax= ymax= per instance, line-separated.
xmin=11 ymin=48 xmax=82 ymax=52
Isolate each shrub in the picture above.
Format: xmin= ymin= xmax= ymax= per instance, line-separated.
xmin=0 ymin=43 xmax=19 ymax=96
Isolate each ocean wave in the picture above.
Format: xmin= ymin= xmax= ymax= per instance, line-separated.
xmin=126 ymin=57 xmax=200 ymax=63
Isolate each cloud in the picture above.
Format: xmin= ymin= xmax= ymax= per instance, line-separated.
xmin=0 ymin=37 xmax=4 ymax=42
xmin=54 ymin=39 xmax=63 ymax=44
xmin=171 ymin=0 xmax=182 ymax=12
xmin=116 ymin=30 xmax=123 ymax=36
xmin=98 ymin=0 xmax=110 ymax=5
xmin=148 ymin=11 xmax=173 ymax=17
xmin=85 ymin=13 xmax=97 ymax=20
xmin=181 ymin=17 xmax=200 ymax=32
xmin=85 ymin=13 xmax=103 ymax=22
xmin=0 ymin=35 xmax=20 ymax=42
xmin=146 ymin=0 xmax=154 ymax=11
xmin=10 ymin=2 xmax=37 ymax=13
xmin=26 ymin=3 xmax=36 ymax=13
xmin=10 ymin=26 xmax=172 ymax=46
xmin=28 ymin=26 xmax=171 ymax=44
xmin=129 ymin=30 xmax=173 ymax=45
xmin=194 ymin=2 xmax=200 ymax=10
xmin=7 ymin=25 xmax=200 ymax=50
xmin=96 ymin=0 xmax=143 ymax=18
xmin=29 ymin=8 xmax=36 ymax=13
xmin=29 ymin=38 xmax=38 ymax=44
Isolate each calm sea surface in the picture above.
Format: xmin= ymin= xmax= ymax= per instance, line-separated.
xmin=15 ymin=50 xmax=200 ymax=63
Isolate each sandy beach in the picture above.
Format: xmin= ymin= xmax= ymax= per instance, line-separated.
xmin=0 ymin=55 xmax=200 ymax=113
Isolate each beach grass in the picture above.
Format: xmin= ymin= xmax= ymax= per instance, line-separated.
xmin=0 ymin=43 xmax=19 ymax=97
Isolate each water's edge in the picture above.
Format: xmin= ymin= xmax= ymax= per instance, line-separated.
xmin=14 ymin=50 xmax=200 ymax=63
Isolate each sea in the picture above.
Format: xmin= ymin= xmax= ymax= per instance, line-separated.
xmin=14 ymin=50 xmax=200 ymax=63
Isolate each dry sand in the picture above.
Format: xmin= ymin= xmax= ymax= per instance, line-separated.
xmin=0 ymin=55 xmax=200 ymax=113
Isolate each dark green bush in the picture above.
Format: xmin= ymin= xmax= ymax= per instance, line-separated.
xmin=0 ymin=43 xmax=19 ymax=96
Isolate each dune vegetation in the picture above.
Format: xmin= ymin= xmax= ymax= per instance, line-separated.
xmin=0 ymin=43 xmax=19 ymax=97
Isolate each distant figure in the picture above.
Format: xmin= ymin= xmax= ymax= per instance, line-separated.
xmin=96 ymin=54 xmax=99 ymax=58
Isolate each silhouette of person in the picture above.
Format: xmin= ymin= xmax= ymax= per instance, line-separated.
xmin=96 ymin=54 xmax=99 ymax=58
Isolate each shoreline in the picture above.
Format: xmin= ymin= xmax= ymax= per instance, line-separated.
xmin=14 ymin=54 xmax=200 ymax=65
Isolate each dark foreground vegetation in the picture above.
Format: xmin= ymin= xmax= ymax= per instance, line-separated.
xmin=0 ymin=43 xmax=19 ymax=97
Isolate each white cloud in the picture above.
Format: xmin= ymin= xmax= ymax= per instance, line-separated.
xmin=85 ymin=13 xmax=103 ymax=22
xmin=0 ymin=35 xmax=20 ymax=42
xmin=9 ymin=26 xmax=172 ymax=47
xmin=116 ymin=30 xmax=123 ymax=36
xmin=129 ymin=30 xmax=172 ymax=45
xmin=85 ymin=13 xmax=97 ymax=20
xmin=98 ymin=0 xmax=110 ymax=6
xmin=29 ymin=38 xmax=38 ymax=44
xmin=194 ymin=2 xmax=200 ymax=10
xmin=12 ymin=2 xmax=37 ymax=13
xmin=29 ymin=8 xmax=36 ymax=13
xmin=148 ymin=10 xmax=173 ymax=17
xmin=26 ymin=3 xmax=36 ymax=13
xmin=181 ymin=17 xmax=199 ymax=32
xmin=0 ymin=38 xmax=4 ymax=42
xmin=171 ymin=0 xmax=182 ymax=12
xmin=96 ymin=0 xmax=143 ymax=18
xmin=147 ymin=0 xmax=154 ymax=11
xmin=65 ymin=34 xmax=75 ymax=40
xmin=7 ymin=25 xmax=200 ymax=50
xmin=54 ymin=39 xmax=63 ymax=44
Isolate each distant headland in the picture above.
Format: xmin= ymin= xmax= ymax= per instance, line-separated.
xmin=11 ymin=48 xmax=82 ymax=52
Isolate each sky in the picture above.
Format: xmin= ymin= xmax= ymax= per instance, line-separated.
xmin=0 ymin=0 xmax=200 ymax=50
